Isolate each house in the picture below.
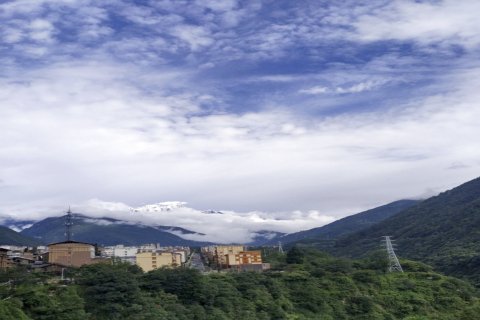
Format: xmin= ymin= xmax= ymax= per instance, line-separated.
xmin=47 ymin=241 xmax=95 ymax=267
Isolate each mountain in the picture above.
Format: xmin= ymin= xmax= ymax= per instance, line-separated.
xmin=249 ymin=230 xmax=286 ymax=246
xmin=20 ymin=214 xmax=209 ymax=246
xmin=267 ymin=200 xmax=419 ymax=246
xmin=0 ymin=218 xmax=36 ymax=232
xmin=0 ymin=226 xmax=40 ymax=246
xmin=131 ymin=201 xmax=187 ymax=213
xmin=333 ymin=176 xmax=480 ymax=285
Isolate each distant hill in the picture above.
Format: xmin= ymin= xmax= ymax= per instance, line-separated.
xmin=0 ymin=226 xmax=40 ymax=246
xmin=267 ymin=200 xmax=419 ymax=246
xmin=20 ymin=214 xmax=209 ymax=246
xmin=333 ymin=176 xmax=480 ymax=285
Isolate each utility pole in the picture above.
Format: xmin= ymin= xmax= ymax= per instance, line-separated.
xmin=65 ymin=207 xmax=73 ymax=241
xmin=383 ymin=236 xmax=403 ymax=272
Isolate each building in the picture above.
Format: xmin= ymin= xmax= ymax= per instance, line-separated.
xmin=0 ymin=248 xmax=11 ymax=269
xmin=47 ymin=241 xmax=95 ymax=267
xmin=213 ymin=245 xmax=245 ymax=268
xmin=202 ymin=245 xmax=269 ymax=271
xmin=136 ymin=251 xmax=175 ymax=272
xmin=103 ymin=245 xmax=138 ymax=264
xmin=226 ymin=250 xmax=262 ymax=266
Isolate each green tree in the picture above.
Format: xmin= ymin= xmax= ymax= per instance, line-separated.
xmin=77 ymin=263 xmax=142 ymax=319
xmin=286 ymin=247 xmax=304 ymax=264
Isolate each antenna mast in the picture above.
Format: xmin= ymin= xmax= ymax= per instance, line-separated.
xmin=383 ymin=236 xmax=403 ymax=272
xmin=65 ymin=207 xmax=73 ymax=241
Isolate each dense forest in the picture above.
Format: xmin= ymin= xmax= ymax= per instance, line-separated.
xmin=1 ymin=248 xmax=480 ymax=320
xmin=331 ymin=177 xmax=480 ymax=286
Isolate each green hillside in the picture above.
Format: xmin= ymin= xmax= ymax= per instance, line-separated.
xmin=333 ymin=176 xmax=480 ymax=286
xmin=0 ymin=226 xmax=40 ymax=246
xmin=272 ymin=200 xmax=419 ymax=246
xmin=2 ymin=247 xmax=480 ymax=319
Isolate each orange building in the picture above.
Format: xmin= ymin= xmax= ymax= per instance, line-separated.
xmin=226 ymin=250 xmax=262 ymax=266
xmin=47 ymin=241 xmax=95 ymax=267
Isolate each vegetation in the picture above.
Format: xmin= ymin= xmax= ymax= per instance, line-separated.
xmin=1 ymin=247 xmax=480 ymax=319
xmin=0 ymin=226 xmax=39 ymax=246
xmin=330 ymin=176 xmax=480 ymax=286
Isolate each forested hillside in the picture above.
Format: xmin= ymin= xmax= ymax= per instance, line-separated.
xmin=0 ymin=226 xmax=39 ymax=246
xmin=333 ymin=177 xmax=480 ymax=286
xmin=273 ymin=200 xmax=419 ymax=245
xmin=1 ymin=248 xmax=480 ymax=319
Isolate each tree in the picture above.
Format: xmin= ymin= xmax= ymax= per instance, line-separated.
xmin=286 ymin=246 xmax=304 ymax=264
xmin=77 ymin=263 xmax=142 ymax=319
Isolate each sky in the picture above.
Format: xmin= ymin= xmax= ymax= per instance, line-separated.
xmin=1 ymin=0 xmax=480 ymax=243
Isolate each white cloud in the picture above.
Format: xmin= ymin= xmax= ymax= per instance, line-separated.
xmin=0 ymin=0 xmax=480 ymax=243
xmin=28 ymin=19 xmax=55 ymax=42
xmin=172 ymin=24 xmax=214 ymax=51
xmin=300 ymin=80 xmax=386 ymax=95
xmin=0 ymin=58 xmax=479 ymax=223
xmin=69 ymin=199 xmax=336 ymax=243
xmin=299 ymin=86 xmax=329 ymax=95
xmin=352 ymin=0 xmax=480 ymax=48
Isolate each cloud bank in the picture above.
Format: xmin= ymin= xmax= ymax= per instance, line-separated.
xmin=0 ymin=0 xmax=480 ymax=239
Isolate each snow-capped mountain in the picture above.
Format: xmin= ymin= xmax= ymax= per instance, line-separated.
xmin=3 ymin=199 xmax=339 ymax=244
xmin=131 ymin=201 xmax=187 ymax=213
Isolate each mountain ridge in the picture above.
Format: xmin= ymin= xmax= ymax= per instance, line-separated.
xmin=0 ymin=226 xmax=40 ymax=246
xmin=332 ymin=176 xmax=480 ymax=285
xmin=266 ymin=199 xmax=420 ymax=246
xmin=20 ymin=214 xmax=210 ymax=246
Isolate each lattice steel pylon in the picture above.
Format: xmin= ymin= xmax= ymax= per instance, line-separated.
xmin=65 ymin=207 xmax=73 ymax=241
xmin=278 ymin=241 xmax=284 ymax=254
xmin=383 ymin=236 xmax=403 ymax=272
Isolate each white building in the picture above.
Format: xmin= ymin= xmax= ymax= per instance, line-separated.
xmin=103 ymin=245 xmax=139 ymax=264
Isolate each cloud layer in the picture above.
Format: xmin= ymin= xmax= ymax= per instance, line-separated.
xmin=1 ymin=0 xmax=480 ymax=239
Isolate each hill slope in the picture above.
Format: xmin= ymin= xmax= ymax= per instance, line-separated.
xmin=0 ymin=226 xmax=40 ymax=246
xmin=21 ymin=214 xmax=208 ymax=246
xmin=333 ymin=176 xmax=480 ymax=285
xmin=270 ymin=200 xmax=419 ymax=246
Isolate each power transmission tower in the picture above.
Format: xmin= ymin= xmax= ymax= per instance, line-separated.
xmin=278 ymin=241 xmax=284 ymax=254
xmin=65 ymin=207 xmax=73 ymax=241
xmin=383 ymin=236 xmax=403 ymax=272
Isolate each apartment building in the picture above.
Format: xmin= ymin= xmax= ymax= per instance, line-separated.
xmin=226 ymin=250 xmax=262 ymax=266
xmin=136 ymin=251 xmax=175 ymax=272
xmin=103 ymin=245 xmax=138 ymax=264
xmin=213 ymin=245 xmax=245 ymax=268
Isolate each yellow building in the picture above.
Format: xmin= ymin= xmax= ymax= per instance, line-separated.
xmin=214 ymin=245 xmax=245 ymax=267
xmin=48 ymin=241 xmax=95 ymax=267
xmin=136 ymin=251 xmax=174 ymax=272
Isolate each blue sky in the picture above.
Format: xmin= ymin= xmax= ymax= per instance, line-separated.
xmin=1 ymin=0 xmax=480 ymax=241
